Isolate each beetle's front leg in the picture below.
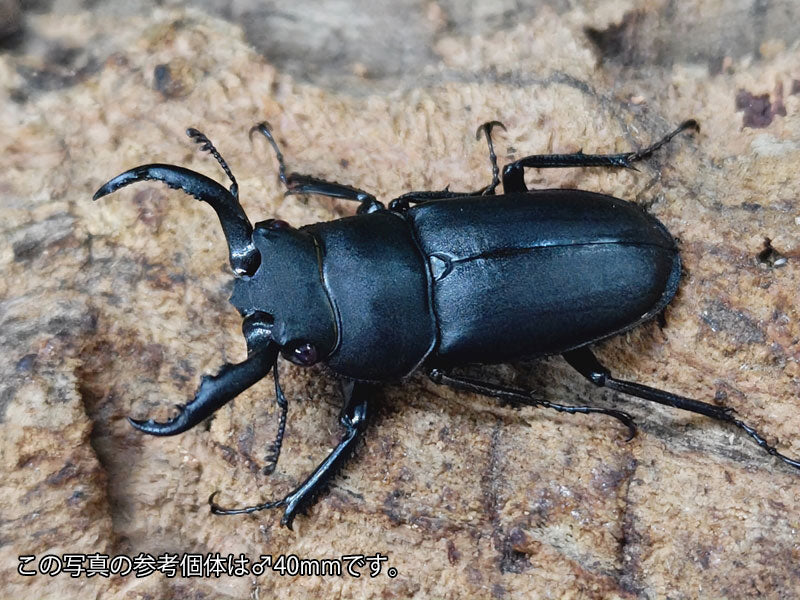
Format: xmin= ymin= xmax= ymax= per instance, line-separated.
xmin=210 ymin=380 xmax=373 ymax=529
xmin=278 ymin=380 xmax=371 ymax=528
xmin=249 ymin=122 xmax=385 ymax=214
xmin=284 ymin=173 xmax=385 ymax=214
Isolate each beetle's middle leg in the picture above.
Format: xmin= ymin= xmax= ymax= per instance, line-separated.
xmin=563 ymin=346 xmax=800 ymax=471
xmin=474 ymin=120 xmax=506 ymax=195
xmin=427 ymin=368 xmax=637 ymax=440
xmin=388 ymin=121 xmax=508 ymax=211
xmin=250 ymin=122 xmax=385 ymax=214
xmin=501 ymin=120 xmax=699 ymax=193
xmin=209 ymin=380 xmax=373 ymax=529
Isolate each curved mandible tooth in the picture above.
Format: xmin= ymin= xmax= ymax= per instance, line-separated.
xmin=127 ymin=342 xmax=279 ymax=437
xmin=128 ymin=415 xmax=189 ymax=437
xmin=93 ymin=163 xmax=260 ymax=276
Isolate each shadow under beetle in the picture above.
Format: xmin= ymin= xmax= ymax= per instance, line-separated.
xmin=94 ymin=118 xmax=800 ymax=529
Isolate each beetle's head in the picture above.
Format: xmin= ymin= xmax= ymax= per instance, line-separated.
xmin=92 ymin=127 xmax=338 ymax=368
xmin=230 ymin=219 xmax=338 ymax=367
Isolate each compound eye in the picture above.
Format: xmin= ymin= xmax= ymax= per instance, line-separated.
xmin=260 ymin=219 xmax=292 ymax=231
xmin=283 ymin=341 xmax=318 ymax=366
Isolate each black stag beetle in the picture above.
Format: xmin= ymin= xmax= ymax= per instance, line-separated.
xmin=94 ymin=119 xmax=800 ymax=529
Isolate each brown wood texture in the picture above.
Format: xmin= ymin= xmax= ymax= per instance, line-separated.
xmin=2 ymin=2 xmax=800 ymax=598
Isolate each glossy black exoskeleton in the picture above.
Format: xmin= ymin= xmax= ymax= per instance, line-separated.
xmin=94 ymin=119 xmax=800 ymax=529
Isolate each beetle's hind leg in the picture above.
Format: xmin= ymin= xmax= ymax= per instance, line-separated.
xmin=501 ymin=120 xmax=699 ymax=193
xmin=428 ymin=368 xmax=637 ymax=441
xmin=249 ymin=122 xmax=384 ymax=214
xmin=210 ymin=380 xmax=373 ymax=529
xmin=563 ymin=346 xmax=800 ymax=471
